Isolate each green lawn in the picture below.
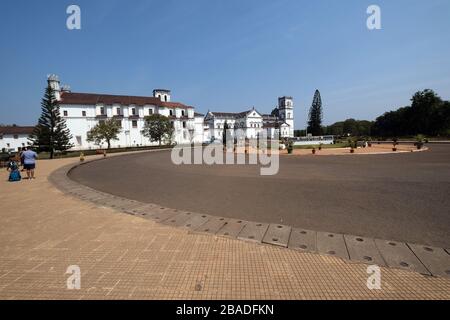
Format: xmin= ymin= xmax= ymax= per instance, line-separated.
xmin=293 ymin=142 xmax=349 ymax=150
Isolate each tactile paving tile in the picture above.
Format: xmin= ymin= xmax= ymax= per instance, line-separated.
xmin=115 ymin=200 xmax=144 ymax=212
xmin=93 ymin=197 xmax=132 ymax=209
xmin=317 ymin=232 xmax=350 ymax=260
xmin=408 ymin=244 xmax=450 ymax=278
xmin=344 ymin=235 xmax=386 ymax=266
xmin=149 ymin=209 xmax=180 ymax=223
xmin=195 ymin=217 xmax=229 ymax=234
xmin=288 ymin=228 xmax=317 ymax=253
xmin=123 ymin=203 xmax=154 ymax=216
xmin=183 ymin=214 xmax=210 ymax=230
xmin=262 ymin=224 xmax=292 ymax=247
xmin=162 ymin=212 xmax=194 ymax=227
xmin=375 ymin=239 xmax=430 ymax=275
xmin=237 ymin=222 xmax=269 ymax=244
xmin=216 ymin=219 xmax=247 ymax=238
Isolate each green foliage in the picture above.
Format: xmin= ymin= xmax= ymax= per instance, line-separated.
xmin=222 ymin=121 xmax=230 ymax=146
xmin=86 ymin=118 xmax=121 ymax=149
xmin=141 ymin=114 xmax=174 ymax=146
xmin=415 ymin=134 xmax=425 ymax=149
xmin=323 ymin=119 xmax=373 ymax=137
xmin=307 ymin=90 xmax=323 ymax=136
xmin=294 ymin=129 xmax=307 ymax=137
xmin=372 ymin=90 xmax=450 ymax=137
xmin=29 ymin=85 xmax=73 ymax=159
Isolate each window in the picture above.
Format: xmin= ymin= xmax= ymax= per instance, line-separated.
xmin=63 ymin=110 xmax=68 ymax=116
xmin=99 ymin=120 xmax=105 ymax=125
xmin=14 ymin=135 xmax=19 ymax=139
xmin=76 ymin=136 xmax=82 ymax=146
xmin=131 ymin=108 xmax=136 ymax=116
xmin=132 ymin=120 xmax=138 ymax=128
xmin=82 ymin=111 xmax=86 ymax=117
xmin=149 ymin=109 xmax=153 ymax=115
xmin=182 ymin=110 xmax=185 ymax=117
xmin=171 ymin=121 xmax=174 ymax=128
xmin=164 ymin=95 xmax=168 ymax=102
xmin=287 ymin=113 xmax=291 ymax=118
xmin=0 ymin=134 xmax=3 ymax=139
xmin=116 ymin=107 xmax=121 ymax=115
xmin=183 ymin=121 xmax=186 ymax=128
xmin=100 ymin=107 xmax=105 ymax=115
xmin=169 ymin=110 xmax=173 ymax=116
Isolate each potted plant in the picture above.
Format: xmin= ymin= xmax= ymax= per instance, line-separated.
xmin=318 ymin=143 xmax=323 ymax=151
xmin=367 ymin=137 xmax=372 ymax=147
xmin=287 ymin=141 xmax=293 ymax=154
xmin=392 ymin=137 xmax=398 ymax=151
xmin=415 ymin=134 xmax=425 ymax=150
xmin=312 ymin=147 xmax=316 ymax=155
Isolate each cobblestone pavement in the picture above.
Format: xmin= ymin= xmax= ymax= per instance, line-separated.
xmin=0 ymin=153 xmax=449 ymax=299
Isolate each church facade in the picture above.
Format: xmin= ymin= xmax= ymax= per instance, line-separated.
xmin=47 ymin=75 xmax=294 ymax=150
xmin=204 ymin=96 xmax=294 ymax=141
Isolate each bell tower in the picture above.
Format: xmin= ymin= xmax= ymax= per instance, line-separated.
xmin=278 ymin=96 xmax=294 ymax=137
xmin=47 ymin=74 xmax=61 ymax=101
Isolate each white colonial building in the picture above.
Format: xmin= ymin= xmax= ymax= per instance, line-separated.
xmin=47 ymin=75 xmax=201 ymax=150
xmin=204 ymin=96 xmax=294 ymax=141
xmin=0 ymin=126 xmax=34 ymax=152
xmin=40 ymin=75 xmax=295 ymax=150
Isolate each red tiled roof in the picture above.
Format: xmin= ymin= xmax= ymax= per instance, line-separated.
xmin=0 ymin=126 xmax=35 ymax=135
xmin=60 ymin=92 xmax=193 ymax=109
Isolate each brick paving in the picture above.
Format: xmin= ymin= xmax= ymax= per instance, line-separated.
xmin=0 ymin=153 xmax=449 ymax=299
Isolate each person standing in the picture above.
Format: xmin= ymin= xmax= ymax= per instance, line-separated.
xmin=21 ymin=147 xmax=38 ymax=180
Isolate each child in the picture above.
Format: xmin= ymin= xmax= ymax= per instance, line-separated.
xmin=7 ymin=158 xmax=22 ymax=182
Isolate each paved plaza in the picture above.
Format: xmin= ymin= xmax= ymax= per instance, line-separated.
xmin=1 ymin=149 xmax=450 ymax=299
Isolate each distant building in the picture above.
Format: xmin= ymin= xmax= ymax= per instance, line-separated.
xmin=48 ymin=75 xmax=200 ymax=150
xmin=204 ymin=96 xmax=295 ymax=141
xmin=34 ymin=75 xmax=296 ymax=150
xmin=0 ymin=126 xmax=34 ymax=152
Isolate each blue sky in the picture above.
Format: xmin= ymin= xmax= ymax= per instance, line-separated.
xmin=1 ymin=0 xmax=449 ymax=129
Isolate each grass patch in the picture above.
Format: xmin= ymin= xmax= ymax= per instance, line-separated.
xmin=293 ymin=143 xmax=349 ymax=150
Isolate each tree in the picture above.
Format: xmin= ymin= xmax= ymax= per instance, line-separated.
xmin=372 ymin=89 xmax=449 ymax=137
xmin=307 ymin=90 xmax=323 ymax=136
xmin=30 ymin=85 xmax=73 ymax=159
xmin=141 ymin=114 xmax=174 ymax=146
xmin=222 ymin=121 xmax=230 ymax=146
xmin=86 ymin=118 xmax=121 ymax=149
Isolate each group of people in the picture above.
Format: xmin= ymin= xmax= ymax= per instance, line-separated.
xmin=6 ymin=147 xmax=38 ymax=182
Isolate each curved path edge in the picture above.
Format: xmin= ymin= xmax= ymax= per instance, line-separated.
xmin=48 ymin=150 xmax=450 ymax=279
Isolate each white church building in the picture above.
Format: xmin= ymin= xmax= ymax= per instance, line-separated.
xmin=46 ymin=75 xmax=294 ymax=150
xmin=204 ymin=96 xmax=294 ymax=141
